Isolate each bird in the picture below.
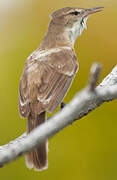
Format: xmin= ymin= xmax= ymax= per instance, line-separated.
xmin=18 ymin=6 xmax=103 ymax=171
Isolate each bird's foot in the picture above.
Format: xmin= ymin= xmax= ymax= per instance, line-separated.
xmin=60 ymin=102 xmax=66 ymax=110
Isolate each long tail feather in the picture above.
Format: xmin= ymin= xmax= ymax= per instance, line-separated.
xmin=25 ymin=111 xmax=48 ymax=171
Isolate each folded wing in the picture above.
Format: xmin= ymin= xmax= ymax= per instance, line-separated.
xmin=19 ymin=48 xmax=78 ymax=116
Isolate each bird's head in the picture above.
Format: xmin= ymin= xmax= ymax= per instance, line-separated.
xmin=50 ymin=7 xmax=103 ymax=45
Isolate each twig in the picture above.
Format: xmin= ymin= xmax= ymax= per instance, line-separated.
xmin=88 ymin=62 xmax=101 ymax=91
xmin=0 ymin=63 xmax=117 ymax=167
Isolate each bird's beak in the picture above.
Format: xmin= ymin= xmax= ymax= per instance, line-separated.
xmin=83 ymin=7 xmax=104 ymax=18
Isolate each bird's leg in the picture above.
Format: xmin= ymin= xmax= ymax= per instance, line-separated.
xmin=60 ymin=102 xmax=66 ymax=110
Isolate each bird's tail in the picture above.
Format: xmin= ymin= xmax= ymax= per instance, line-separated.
xmin=25 ymin=111 xmax=48 ymax=171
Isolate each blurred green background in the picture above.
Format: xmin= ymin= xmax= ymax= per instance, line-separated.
xmin=0 ymin=0 xmax=117 ymax=179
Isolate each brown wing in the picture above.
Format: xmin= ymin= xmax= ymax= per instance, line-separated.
xmin=19 ymin=64 xmax=30 ymax=117
xmin=19 ymin=48 xmax=78 ymax=116
xmin=36 ymin=66 xmax=74 ymax=113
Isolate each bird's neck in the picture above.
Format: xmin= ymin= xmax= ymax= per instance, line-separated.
xmin=40 ymin=18 xmax=88 ymax=50
xmin=40 ymin=21 xmax=76 ymax=50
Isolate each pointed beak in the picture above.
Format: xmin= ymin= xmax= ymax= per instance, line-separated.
xmin=83 ymin=7 xmax=104 ymax=18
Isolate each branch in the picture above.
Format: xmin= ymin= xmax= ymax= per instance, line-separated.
xmin=0 ymin=63 xmax=117 ymax=168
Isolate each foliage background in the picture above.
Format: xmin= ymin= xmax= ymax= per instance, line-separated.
xmin=0 ymin=0 xmax=117 ymax=179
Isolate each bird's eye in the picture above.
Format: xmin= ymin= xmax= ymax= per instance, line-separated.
xmin=70 ymin=11 xmax=80 ymax=16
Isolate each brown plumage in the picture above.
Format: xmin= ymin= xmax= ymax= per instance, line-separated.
xmin=26 ymin=112 xmax=47 ymax=170
xmin=19 ymin=47 xmax=78 ymax=170
xmin=18 ymin=6 xmax=103 ymax=171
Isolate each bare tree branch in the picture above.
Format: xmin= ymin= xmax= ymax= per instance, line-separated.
xmin=0 ymin=63 xmax=117 ymax=168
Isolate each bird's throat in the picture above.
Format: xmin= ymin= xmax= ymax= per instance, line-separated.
xmin=66 ymin=17 xmax=88 ymax=46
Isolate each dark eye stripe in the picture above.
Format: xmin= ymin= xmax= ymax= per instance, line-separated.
xmin=70 ymin=11 xmax=80 ymax=15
